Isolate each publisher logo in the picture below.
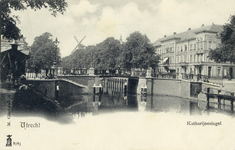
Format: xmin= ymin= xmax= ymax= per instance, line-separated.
xmin=6 ymin=135 xmax=12 ymax=147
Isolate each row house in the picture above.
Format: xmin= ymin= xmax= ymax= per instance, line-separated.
xmin=153 ymin=23 xmax=235 ymax=79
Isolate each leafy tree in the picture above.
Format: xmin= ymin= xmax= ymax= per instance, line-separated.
xmin=0 ymin=0 xmax=67 ymax=40
xmin=61 ymin=37 xmax=122 ymax=72
xmin=61 ymin=32 xmax=160 ymax=75
xmin=30 ymin=32 xmax=61 ymax=69
xmin=123 ymin=31 xmax=160 ymax=70
xmin=209 ymin=15 xmax=235 ymax=64
xmin=95 ymin=37 xmax=121 ymax=70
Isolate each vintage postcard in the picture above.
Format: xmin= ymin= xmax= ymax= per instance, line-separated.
xmin=1 ymin=0 xmax=235 ymax=150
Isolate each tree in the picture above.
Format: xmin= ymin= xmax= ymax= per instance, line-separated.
xmin=95 ymin=37 xmax=121 ymax=70
xmin=61 ymin=37 xmax=122 ymax=74
xmin=0 ymin=0 xmax=67 ymax=40
xmin=30 ymin=32 xmax=61 ymax=69
xmin=209 ymin=15 xmax=235 ymax=64
xmin=61 ymin=33 xmax=160 ymax=75
xmin=123 ymin=31 xmax=160 ymax=70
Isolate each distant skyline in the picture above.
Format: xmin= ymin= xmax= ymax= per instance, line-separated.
xmin=12 ymin=0 xmax=235 ymax=57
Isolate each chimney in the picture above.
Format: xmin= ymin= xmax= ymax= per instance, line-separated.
xmin=201 ymin=24 xmax=204 ymax=27
xmin=164 ymin=35 xmax=166 ymax=37
xmin=188 ymin=28 xmax=191 ymax=31
xmin=173 ymin=32 xmax=176 ymax=35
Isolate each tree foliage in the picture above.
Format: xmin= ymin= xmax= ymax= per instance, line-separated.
xmin=61 ymin=31 xmax=160 ymax=73
xmin=0 ymin=0 xmax=67 ymax=40
xmin=123 ymin=31 xmax=160 ymax=70
xmin=95 ymin=37 xmax=121 ymax=69
xmin=30 ymin=32 xmax=61 ymax=69
xmin=209 ymin=15 xmax=235 ymax=64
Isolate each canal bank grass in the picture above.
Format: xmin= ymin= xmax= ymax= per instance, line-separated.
xmin=0 ymin=112 xmax=235 ymax=150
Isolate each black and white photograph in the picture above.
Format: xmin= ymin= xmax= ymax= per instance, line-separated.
xmin=1 ymin=0 xmax=235 ymax=149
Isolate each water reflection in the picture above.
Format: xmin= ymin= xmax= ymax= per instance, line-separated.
xmin=68 ymin=92 xmax=234 ymax=116
xmin=65 ymin=92 xmax=235 ymax=119
xmin=66 ymin=93 xmax=138 ymax=117
xmin=143 ymin=95 xmax=235 ymax=117
xmin=2 ymin=80 xmax=235 ymax=123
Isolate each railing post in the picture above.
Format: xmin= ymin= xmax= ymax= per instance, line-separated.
xmin=231 ymin=93 xmax=234 ymax=112
xmin=206 ymin=87 xmax=210 ymax=109
xmin=218 ymin=89 xmax=221 ymax=109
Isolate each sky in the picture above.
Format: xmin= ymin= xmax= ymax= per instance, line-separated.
xmin=13 ymin=0 xmax=235 ymax=57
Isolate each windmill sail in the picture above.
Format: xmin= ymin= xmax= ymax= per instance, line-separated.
xmin=71 ymin=36 xmax=86 ymax=54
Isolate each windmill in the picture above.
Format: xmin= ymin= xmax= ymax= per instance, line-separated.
xmin=71 ymin=35 xmax=86 ymax=54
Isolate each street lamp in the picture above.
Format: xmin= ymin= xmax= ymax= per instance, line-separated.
xmin=51 ymin=38 xmax=60 ymax=78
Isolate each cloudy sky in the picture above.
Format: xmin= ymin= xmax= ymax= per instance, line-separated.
xmin=13 ymin=0 xmax=235 ymax=57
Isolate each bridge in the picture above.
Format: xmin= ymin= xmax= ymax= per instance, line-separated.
xmin=25 ymin=75 xmax=139 ymax=101
xmin=25 ymin=72 xmax=235 ymax=112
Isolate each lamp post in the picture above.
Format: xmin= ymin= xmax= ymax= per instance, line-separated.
xmin=51 ymin=38 xmax=59 ymax=78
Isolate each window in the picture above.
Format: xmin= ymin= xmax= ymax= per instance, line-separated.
xmin=194 ymin=44 xmax=196 ymax=50
xmin=181 ymin=46 xmax=183 ymax=52
xmin=218 ymin=67 xmax=221 ymax=76
xmin=190 ymin=55 xmax=192 ymax=62
xmin=200 ymin=42 xmax=203 ymax=50
xmin=190 ymin=44 xmax=193 ymax=50
xmin=185 ymin=45 xmax=187 ymax=51
xmin=166 ymin=48 xmax=169 ymax=53
xmin=177 ymin=46 xmax=179 ymax=52
xmin=208 ymin=40 xmax=212 ymax=49
xmin=190 ymin=68 xmax=193 ymax=74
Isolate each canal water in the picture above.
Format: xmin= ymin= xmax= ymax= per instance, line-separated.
xmin=1 ymin=82 xmax=235 ymax=150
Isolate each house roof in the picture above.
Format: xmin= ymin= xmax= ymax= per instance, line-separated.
xmin=1 ymin=44 xmax=29 ymax=66
xmin=153 ymin=24 xmax=223 ymax=47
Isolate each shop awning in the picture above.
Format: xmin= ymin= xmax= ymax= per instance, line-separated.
xmin=162 ymin=57 xmax=169 ymax=64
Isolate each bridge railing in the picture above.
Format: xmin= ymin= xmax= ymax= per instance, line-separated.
xmin=153 ymin=72 xmax=223 ymax=85
xmin=177 ymin=73 xmax=223 ymax=85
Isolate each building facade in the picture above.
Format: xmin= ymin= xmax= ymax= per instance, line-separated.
xmin=153 ymin=24 xmax=235 ymax=80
